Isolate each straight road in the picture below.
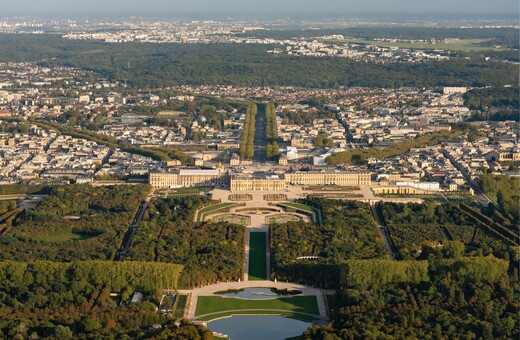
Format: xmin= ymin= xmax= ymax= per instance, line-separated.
xmin=253 ymin=104 xmax=267 ymax=162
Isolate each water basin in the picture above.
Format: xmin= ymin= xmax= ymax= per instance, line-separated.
xmin=214 ymin=287 xmax=302 ymax=299
xmin=208 ymin=315 xmax=311 ymax=340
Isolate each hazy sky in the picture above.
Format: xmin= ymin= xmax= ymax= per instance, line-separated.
xmin=1 ymin=0 xmax=519 ymax=18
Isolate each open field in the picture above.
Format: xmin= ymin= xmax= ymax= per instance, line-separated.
xmin=195 ymin=295 xmax=319 ymax=318
xmin=248 ymin=232 xmax=267 ymax=280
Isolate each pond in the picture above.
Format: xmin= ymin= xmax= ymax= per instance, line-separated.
xmin=208 ymin=315 xmax=311 ymax=340
xmin=214 ymin=288 xmax=302 ymax=299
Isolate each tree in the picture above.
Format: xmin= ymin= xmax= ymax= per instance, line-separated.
xmin=54 ymin=326 xmax=73 ymax=340
xmin=442 ymin=241 xmax=465 ymax=259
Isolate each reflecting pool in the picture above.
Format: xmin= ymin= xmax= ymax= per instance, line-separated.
xmin=208 ymin=315 xmax=311 ymax=340
xmin=214 ymin=287 xmax=302 ymax=299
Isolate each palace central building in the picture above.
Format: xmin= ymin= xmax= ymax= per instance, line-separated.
xmin=150 ymin=168 xmax=371 ymax=191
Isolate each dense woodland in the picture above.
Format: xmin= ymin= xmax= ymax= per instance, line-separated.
xmin=379 ymin=202 xmax=517 ymax=260
xmin=0 ymin=185 xmax=149 ymax=261
xmin=479 ymin=174 xmax=520 ymax=222
xmin=270 ymin=199 xmax=387 ymax=287
xmin=0 ymin=260 xmax=187 ymax=339
xmin=464 ymin=86 xmax=519 ymax=112
xmin=127 ymin=196 xmax=245 ymax=288
xmin=0 ymin=34 xmax=517 ymax=89
xmin=305 ymin=255 xmax=518 ymax=339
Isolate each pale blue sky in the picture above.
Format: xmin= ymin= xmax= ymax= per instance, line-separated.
xmin=1 ymin=0 xmax=518 ymax=17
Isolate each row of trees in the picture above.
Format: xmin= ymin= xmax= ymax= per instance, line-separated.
xmin=239 ymin=103 xmax=257 ymax=159
xmin=0 ymin=184 xmax=150 ymax=261
xmin=128 ymin=196 xmax=245 ymax=288
xmin=264 ymin=102 xmax=280 ymax=160
xmin=326 ymin=130 xmax=460 ymax=164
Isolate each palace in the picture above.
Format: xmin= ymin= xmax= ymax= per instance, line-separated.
xmin=149 ymin=168 xmax=229 ymax=188
xmin=230 ymin=173 xmax=287 ymax=192
xmin=150 ymin=168 xmax=371 ymax=191
xmin=284 ymin=171 xmax=371 ymax=187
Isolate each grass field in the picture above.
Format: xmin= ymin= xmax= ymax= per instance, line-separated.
xmin=195 ymin=295 xmax=319 ymax=318
xmin=280 ymin=202 xmax=314 ymax=212
xmin=278 ymin=202 xmax=320 ymax=223
xmin=248 ymin=232 xmax=267 ymax=280
xmin=174 ymin=294 xmax=188 ymax=318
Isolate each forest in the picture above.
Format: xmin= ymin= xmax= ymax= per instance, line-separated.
xmin=0 ymin=260 xmax=192 ymax=339
xmin=304 ymin=256 xmax=518 ymax=339
xmin=378 ymin=202 xmax=517 ymax=260
xmin=0 ymin=184 xmax=149 ymax=261
xmin=464 ymin=86 xmax=519 ymax=112
xmin=127 ymin=196 xmax=245 ymax=288
xmin=270 ymin=199 xmax=388 ymax=287
xmin=479 ymin=174 xmax=520 ymax=222
xmin=0 ymin=34 xmax=518 ymax=89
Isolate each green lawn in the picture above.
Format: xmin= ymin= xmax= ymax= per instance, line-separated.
xmin=174 ymin=294 xmax=188 ymax=318
xmin=248 ymin=232 xmax=267 ymax=280
xmin=278 ymin=202 xmax=321 ymax=223
xmin=280 ymin=202 xmax=314 ymax=212
xmin=195 ymin=295 xmax=319 ymax=317
xmin=196 ymin=203 xmax=237 ymax=222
